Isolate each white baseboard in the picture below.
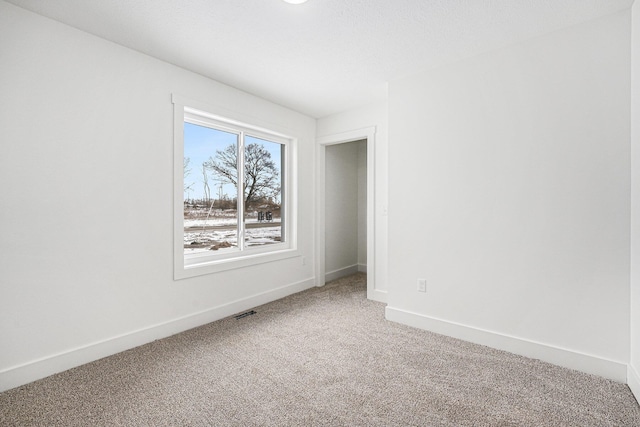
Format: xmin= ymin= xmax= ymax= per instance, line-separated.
xmin=629 ymin=365 xmax=640 ymax=403
xmin=385 ymin=306 xmax=628 ymax=383
xmin=358 ymin=263 xmax=367 ymax=273
xmin=325 ymin=264 xmax=359 ymax=282
xmin=0 ymin=277 xmax=316 ymax=393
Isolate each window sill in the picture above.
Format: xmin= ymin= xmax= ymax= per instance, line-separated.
xmin=175 ymin=247 xmax=300 ymax=280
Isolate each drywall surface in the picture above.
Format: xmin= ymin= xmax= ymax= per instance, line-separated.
xmin=388 ymin=11 xmax=631 ymax=378
xmin=0 ymin=1 xmax=315 ymax=391
xmin=317 ymin=102 xmax=389 ymax=294
xmin=630 ymin=0 xmax=640 ymax=400
xmin=325 ymin=142 xmax=359 ymax=277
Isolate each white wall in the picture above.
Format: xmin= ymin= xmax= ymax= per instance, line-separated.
xmin=317 ymin=102 xmax=389 ymax=299
xmin=325 ymin=142 xmax=359 ymax=279
xmin=0 ymin=1 xmax=316 ymax=392
xmin=387 ymin=11 xmax=631 ymax=381
xmin=630 ymin=0 xmax=640 ymax=401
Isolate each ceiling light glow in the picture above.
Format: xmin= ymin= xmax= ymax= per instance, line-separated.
xmin=283 ymin=0 xmax=308 ymax=4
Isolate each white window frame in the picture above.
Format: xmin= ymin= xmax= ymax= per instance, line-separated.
xmin=173 ymin=95 xmax=298 ymax=279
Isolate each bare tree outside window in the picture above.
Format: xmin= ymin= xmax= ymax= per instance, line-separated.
xmin=183 ymin=157 xmax=193 ymax=201
xmin=201 ymin=163 xmax=211 ymax=204
xmin=204 ymin=141 xmax=281 ymax=213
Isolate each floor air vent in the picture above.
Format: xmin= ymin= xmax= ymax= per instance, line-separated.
xmin=235 ymin=310 xmax=256 ymax=319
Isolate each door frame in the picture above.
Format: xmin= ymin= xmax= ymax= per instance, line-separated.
xmin=316 ymin=127 xmax=378 ymax=301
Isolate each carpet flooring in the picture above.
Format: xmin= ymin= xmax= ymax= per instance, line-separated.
xmin=1 ymin=273 xmax=639 ymax=426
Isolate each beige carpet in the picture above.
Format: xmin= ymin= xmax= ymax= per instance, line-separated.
xmin=1 ymin=273 xmax=639 ymax=426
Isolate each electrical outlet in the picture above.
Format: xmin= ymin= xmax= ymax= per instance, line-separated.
xmin=417 ymin=279 xmax=427 ymax=293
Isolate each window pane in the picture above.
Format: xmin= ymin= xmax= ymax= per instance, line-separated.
xmin=184 ymin=122 xmax=239 ymax=255
xmin=243 ymin=136 xmax=284 ymax=248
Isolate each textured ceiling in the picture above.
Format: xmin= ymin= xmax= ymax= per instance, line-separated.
xmin=5 ymin=0 xmax=634 ymax=118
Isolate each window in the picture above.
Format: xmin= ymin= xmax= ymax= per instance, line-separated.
xmin=173 ymin=96 xmax=297 ymax=278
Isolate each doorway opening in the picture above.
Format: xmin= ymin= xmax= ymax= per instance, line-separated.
xmin=316 ymin=127 xmax=377 ymax=301
xmin=324 ymin=140 xmax=367 ymax=281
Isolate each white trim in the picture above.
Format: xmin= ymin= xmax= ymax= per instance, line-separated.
xmin=629 ymin=365 xmax=640 ymax=403
xmin=173 ymin=94 xmax=294 ymax=136
xmin=182 ymin=248 xmax=301 ymax=276
xmin=316 ymin=127 xmax=376 ymax=302
xmin=174 ymin=96 xmax=186 ymax=278
xmin=385 ymin=306 xmax=628 ymax=382
xmin=358 ymin=263 xmax=367 ymax=273
xmin=0 ymin=277 xmax=316 ymax=393
xmin=325 ymin=264 xmax=360 ymax=282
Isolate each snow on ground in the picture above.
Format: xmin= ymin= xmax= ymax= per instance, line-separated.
xmin=183 ymin=209 xmax=281 ymax=254
xmin=185 ymin=218 xmax=236 ymax=227
xmin=184 ymin=226 xmax=282 ymax=255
